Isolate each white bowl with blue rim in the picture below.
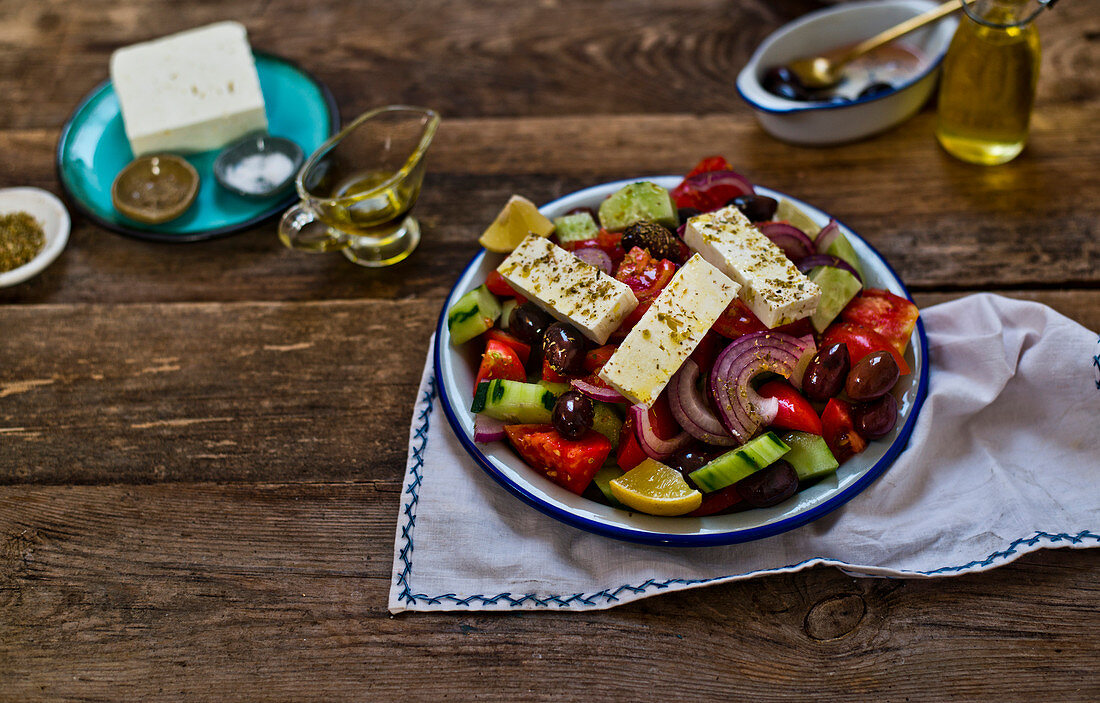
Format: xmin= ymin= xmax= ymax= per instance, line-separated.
xmin=736 ymin=0 xmax=958 ymax=146
xmin=435 ymin=176 xmax=930 ymax=546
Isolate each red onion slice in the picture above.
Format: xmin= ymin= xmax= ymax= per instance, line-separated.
xmin=795 ymin=254 xmax=862 ymax=282
xmin=709 ymin=332 xmax=817 ymax=442
xmin=572 ymin=247 xmax=613 ymax=274
xmin=629 ymin=403 xmax=692 ymax=460
xmin=814 ymin=219 xmax=842 ymax=254
xmin=667 ymin=359 xmax=738 ymax=446
xmin=756 ymin=222 xmax=815 ymax=261
xmin=571 ymin=376 xmax=627 ymax=403
xmin=473 ymin=414 xmax=507 ymax=443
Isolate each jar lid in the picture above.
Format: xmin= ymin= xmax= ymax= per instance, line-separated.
xmin=111 ymin=155 xmax=199 ymax=224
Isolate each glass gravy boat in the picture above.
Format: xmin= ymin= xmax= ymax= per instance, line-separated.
xmin=278 ymin=105 xmax=440 ymax=267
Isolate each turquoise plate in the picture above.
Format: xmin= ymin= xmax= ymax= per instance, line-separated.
xmin=56 ymin=51 xmax=339 ymax=242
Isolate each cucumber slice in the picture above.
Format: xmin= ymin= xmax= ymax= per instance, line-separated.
xmin=688 ymin=432 xmax=790 ymax=492
xmin=553 ymin=212 xmax=599 ymax=245
xmin=778 ymin=431 xmax=839 ymax=482
xmin=809 ymin=266 xmax=862 ymax=333
xmin=591 ymin=402 xmax=623 ymax=449
xmin=775 ymin=198 xmax=821 ymax=239
xmin=592 ymin=464 xmax=627 ymax=508
xmin=448 ymin=285 xmax=502 ymax=345
xmin=472 ymin=379 xmax=559 ymax=424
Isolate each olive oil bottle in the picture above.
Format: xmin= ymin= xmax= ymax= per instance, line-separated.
xmin=935 ymin=0 xmax=1048 ymax=165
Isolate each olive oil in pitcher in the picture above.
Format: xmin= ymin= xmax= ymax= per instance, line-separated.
xmin=935 ymin=0 xmax=1051 ymax=165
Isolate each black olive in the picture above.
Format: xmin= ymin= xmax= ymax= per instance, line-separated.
xmin=553 ymin=391 xmax=595 ymax=439
xmin=729 ymin=194 xmax=779 ymax=222
xmin=621 ymin=221 xmax=678 ymax=260
xmin=542 ymin=322 xmax=587 ymax=377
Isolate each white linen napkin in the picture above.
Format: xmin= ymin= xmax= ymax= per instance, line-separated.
xmin=389 ymin=294 xmax=1099 ymax=612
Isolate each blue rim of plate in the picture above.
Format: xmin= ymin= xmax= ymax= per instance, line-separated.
xmin=54 ymin=50 xmax=340 ymax=243
xmin=435 ymin=178 xmax=930 ymax=547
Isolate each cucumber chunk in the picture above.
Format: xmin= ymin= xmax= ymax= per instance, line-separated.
xmin=472 ymin=379 xmax=559 ymax=424
xmin=598 ymin=182 xmax=679 ymax=231
xmin=688 ymin=432 xmax=790 ymax=492
xmin=809 ymin=266 xmax=862 ymax=333
xmin=592 ymin=464 xmax=627 ymax=508
xmin=778 ymin=431 xmax=839 ymax=482
xmin=553 ymin=212 xmax=599 ymax=245
xmin=448 ymin=285 xmax=502 ymax=345
xmin=591 ymin=402 xmax=623 ymax=449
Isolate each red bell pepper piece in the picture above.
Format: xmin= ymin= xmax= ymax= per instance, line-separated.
xmin=757 ymin=380 xmax=823 ymax=435
xmin=505 ymin=424 xmax=611 ymax=495
xmin=474 ymin=339 xmax=526 ymax=389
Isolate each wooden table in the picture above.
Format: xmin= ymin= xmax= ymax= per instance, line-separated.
xmin=2 ymin=1 xmax=1097 ymax=700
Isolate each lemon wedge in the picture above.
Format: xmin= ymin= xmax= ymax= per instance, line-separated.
xmin=478 ymin=195 xmax=555 ymax=253
xmin=610 ymin=458 xmax=702 ymax=516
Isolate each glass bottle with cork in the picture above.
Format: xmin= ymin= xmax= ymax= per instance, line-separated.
xmin=935 ymin=0 xmax=1058 ymax=165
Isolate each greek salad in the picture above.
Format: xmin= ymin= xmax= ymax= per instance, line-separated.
xmin=447 ymin=156 xmax=919 ymax=518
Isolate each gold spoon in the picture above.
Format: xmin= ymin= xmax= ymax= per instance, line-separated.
xmin=787 ymin=0 xmax=963 ymax=90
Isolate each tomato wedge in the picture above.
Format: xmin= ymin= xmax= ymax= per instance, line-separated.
xmin=822 ymin=321 xmax=910 ymax=375
xmin=686 ymin=484 xmax=744 ymax=517
xmin=485 ymin=270 xmax=519 ymax=298
xmin=541 ymin=358 xmax=568 ymax=384
xmin=484 ymin=328 xmax=531 ymax=366
xmin=505 ymin=425 xmax=610 ymax=495
xmin=757 ymin=380 xmax=823 ymax=435
xmin=840 ymin=289 xmax=920 ymax=356
xmin=568 ymin=229 xmax=626 ymax=267
xmin=583 ymin=344 xmax=618 ymax=372
xmin=712 ymin=300 xmax=815 ymax=340
xmin=474 ymin=339 xmax=526 ymax=389
xmin=820 ymin=398 xmax=867 ymax=464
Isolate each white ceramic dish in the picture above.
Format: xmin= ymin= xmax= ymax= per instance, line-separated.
xmin=736 ymin=0 xmax=958 ymax=145
xmin=435 ymin=176 xmax=929 ymax=546
xmin=0 ymin=187 xmax=71 ymax=288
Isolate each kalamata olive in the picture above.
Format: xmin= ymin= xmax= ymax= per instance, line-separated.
xmin=846 ymin=351 xmax=900 ymax=401
xmin=621 ymin=221 xmax=678 ymax=260
xmin=553 ymin=390 xmax=594 ymax=440
xmin=666 ymin=448 xmax=720 ymax=490
xmin=852 ymin=393 xmax=898 ymax=440
xmin=542 ymin=322 xmax=587 ymax=377
xmin=802 ymin=342 xmax=850 ymax=401
xmin=729 ymin=194 xmax=778 ymax=222
xmin=736 ymin=460 xmax=799 ymax=508
xmin=509 ymin=303 xmax=551 ymax=345
xmin=677 ymin=207 xmax=701 ymax=223
xmin=761 ymin=66 xmax=812 ymax=101
xmin=858 ymin=82 xmax=894 ymax=99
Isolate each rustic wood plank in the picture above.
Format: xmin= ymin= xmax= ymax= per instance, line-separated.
xmin=2 ymin=106 xmax=1098 ymax=306
xmin=1 ymin=0 xmax=1095 ymax=130
xmin=0 ymin=300 xmax=437 ymax=485
xmin=2 ymin=290 xmax=1096 ymax=486
xmin=0 ymin=483 xmax=1097 ymax=702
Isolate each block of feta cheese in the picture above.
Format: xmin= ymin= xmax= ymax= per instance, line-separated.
xmin=110 ymin=22 xmax=268 ymax=157
xmin=598 ymin=254 xmax=739 ymax=407
xmin=683 ymin=205 xmax=820 ymax=328
xmin=497 ymin=234 xmax=638 ymax=345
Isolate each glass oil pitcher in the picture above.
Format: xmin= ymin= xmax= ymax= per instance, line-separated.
xmin=935 ymin=0 xmax=1057 ymax=165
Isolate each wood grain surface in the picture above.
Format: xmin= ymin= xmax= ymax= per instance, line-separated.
xmin=0 ymin=0 xmax=1097 ymax=700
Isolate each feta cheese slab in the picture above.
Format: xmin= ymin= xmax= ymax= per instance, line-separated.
xmin=683 ymin=206 xmax=820 ymax=328
xmin=497 ymin=234 xmax=638 ymax=344
xmin=598 ymin=254 xmax=739 ymax=407
xmin=110 ymin=22 xmax=268 ymax=156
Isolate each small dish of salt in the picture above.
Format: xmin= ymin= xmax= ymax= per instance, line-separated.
xmin=214 ymin=133 xmax=304 ymax=199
